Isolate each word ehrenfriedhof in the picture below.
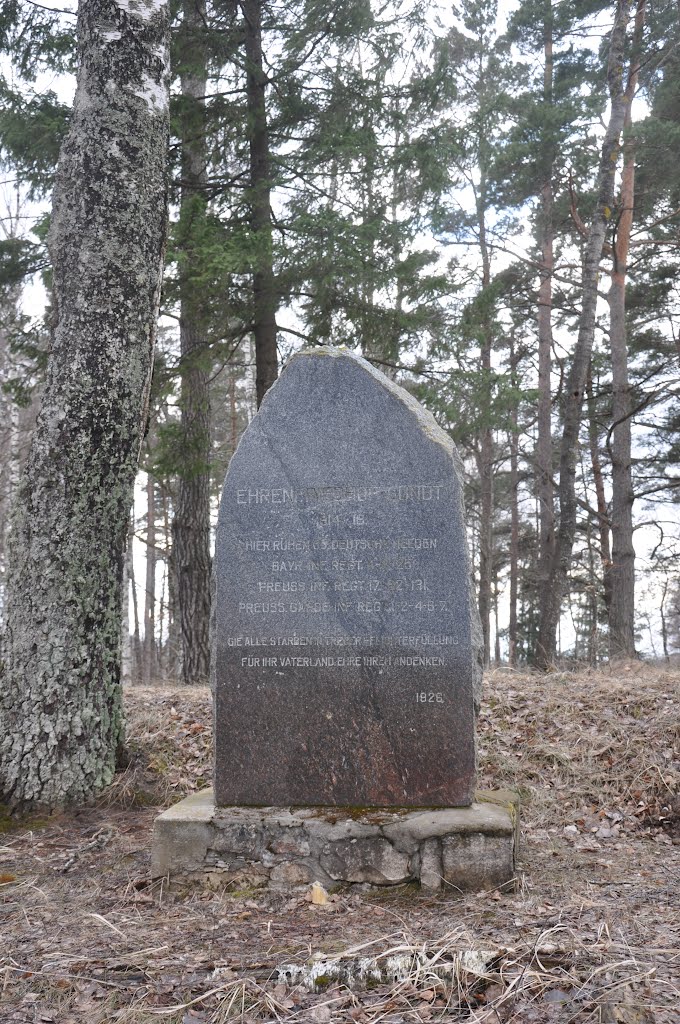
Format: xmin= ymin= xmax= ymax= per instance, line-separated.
xmin=213 ymin=348 xmax=481 ymax=807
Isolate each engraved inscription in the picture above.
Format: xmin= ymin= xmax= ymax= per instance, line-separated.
xmin=235 ymin=484 xmax=446 ymax=506
xmin=226 ymin=480 xmax=456 ymax=668
xmin=214 ymin=347 xmax=479 ymax=808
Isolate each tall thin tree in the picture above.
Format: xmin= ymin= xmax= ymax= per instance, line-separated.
xmin=173 ymin=0 xmax=212 ymax=685
xmin=607 ymin=0 xmax=646 ymax=660
xmin=241 ymin=0 xmax=278 ymax=406
xmin=535 ymin=0 xmax=634 ymax=669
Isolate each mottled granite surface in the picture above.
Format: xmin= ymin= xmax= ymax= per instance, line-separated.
xmin=213 ymin=348 xmax=482 ymax=807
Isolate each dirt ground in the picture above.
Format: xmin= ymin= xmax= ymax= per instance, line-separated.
xmin=1 ymin=664 xmax=678 ymax=1023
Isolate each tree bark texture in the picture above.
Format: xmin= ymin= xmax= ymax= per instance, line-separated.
xmin=476 ymin=163 xmax=494 ymax=669
xmin=173 ymin=0 xmax=212 ymax=685
xmin=535 ymin=4 xmax=555 ymax=656
xmin=127 ymin=516 xmax=142 ymax=683
xmin=242 ymin=0 xmax=278 ymax=407
xmin=607 ymin=0 xmax=645 ymax=660
xmin=535 ymin=0 xmax=633 ymax=670
xmin=0 ymin=290 xmax=40 ymax=612
xmin=508 ymin=334 xmax=519 ymax=666
xmin=586 ymin=365 xmax=614 ymax=621
xmin=161 ymin=486 xmax=181 ymax=680
xmin=121 ymin=543 xmax=131 ymax=685
xmin=660 ymin=580 xmax=669 ymax=660
xmin=143 ymin=472 xmax=157 ymax=685
xmin=0 ymin=313 xmax=17 ymax=601
xmin=0 ymin=0 xmax=169 ymax=809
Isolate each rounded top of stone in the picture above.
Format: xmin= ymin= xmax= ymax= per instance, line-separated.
xmin=262 ymin=345 xmax=458 ymax=463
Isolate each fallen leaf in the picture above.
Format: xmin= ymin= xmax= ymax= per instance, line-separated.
xmin=544 ymin=988 xmax=571 ymax=1004
xmin=310 ymin=882 xmax=329 ymax=905
xmin=480 ymin=982 xmax=506 ymax=1004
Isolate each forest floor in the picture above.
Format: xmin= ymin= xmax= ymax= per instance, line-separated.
xmin=1 ymin=664 xmax=679 ymax=1024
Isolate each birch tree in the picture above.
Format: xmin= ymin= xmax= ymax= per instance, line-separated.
xmin=0 ymin=0 xmax=170 ymax=810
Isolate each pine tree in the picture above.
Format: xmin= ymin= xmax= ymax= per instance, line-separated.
xmin=536 ymin=0 xmax=636 ymax=669
xmin=432 ymin=0 xmax=516 ymax=665
xmin=606 ymin=0 xmax=646 ymax=660
xmin=172 ymin=0 xmax=212 ymax=685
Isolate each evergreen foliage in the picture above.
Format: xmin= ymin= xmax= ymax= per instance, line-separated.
xmin=0 ymin=0 xmax=679 ymax=684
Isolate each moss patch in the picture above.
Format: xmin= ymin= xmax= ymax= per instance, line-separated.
xmin=0 ymin=806 xmax=52 ymax=834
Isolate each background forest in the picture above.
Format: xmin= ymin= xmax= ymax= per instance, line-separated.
xmin=0 ymin=0 xmax=679 ymax=682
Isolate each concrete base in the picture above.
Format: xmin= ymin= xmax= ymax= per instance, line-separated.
xmin=151 ymin=789 xmax=520 ymax=892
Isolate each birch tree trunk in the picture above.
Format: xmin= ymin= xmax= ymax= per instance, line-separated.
xmin=0 ymin=0 xmax=169 ymax=810
xmin=535 ymin=0 xmax=633 ymax=670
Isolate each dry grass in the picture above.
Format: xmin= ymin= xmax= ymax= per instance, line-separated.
xmin=1 ymin=664 xmax=678 ymax=1022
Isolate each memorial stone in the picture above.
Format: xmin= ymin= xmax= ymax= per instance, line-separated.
xmin=213 ymin=347 xmax=482 ymax=808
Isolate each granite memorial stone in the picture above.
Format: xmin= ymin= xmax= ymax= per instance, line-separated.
xmin=213 ymin=347 xmax=482 ymax=808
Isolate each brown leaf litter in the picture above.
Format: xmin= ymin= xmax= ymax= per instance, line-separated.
xmin=1 ymin=663 xmax=678 ymax=1022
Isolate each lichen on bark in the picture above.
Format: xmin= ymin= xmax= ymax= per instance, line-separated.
xmin=0 ymin=0 xmax=170 ymax=810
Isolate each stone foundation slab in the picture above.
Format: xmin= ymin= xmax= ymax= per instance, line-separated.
xmin=151 ymin=789 xmax=520 ymax=892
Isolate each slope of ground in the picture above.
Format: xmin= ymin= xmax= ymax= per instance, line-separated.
xmin=1 ymin=664 xmax=678 ymax=1023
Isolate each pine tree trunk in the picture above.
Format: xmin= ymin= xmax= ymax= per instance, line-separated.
xmin=586 ymin=365 xmax=613 ymax=618
xmin=174 ymin=0 xmax=212 ymax=686
xmin=161 ymin=486 xmax=180 ymax=680
xmin=585 ymin=518 xmax=598 ymax=665
xmin=143 ymin=472 xmax=157 ymax=686
xmin=535 ymin=0 xmax=633 ymax=670
xmin=242 ymin=0 xmax=278 ymax=407
xmin=493 ymin=573 xmax=501 ymax=664
xmin=246 ymin=336 xmax=258 ymax=422
xmin=167 ymin=543 xmax=182 ymax=682
xmin=358 ymin=79 xmax=379 ymax=367
xmin=607 ymin=0 xmax=645 ymax=661
xmin=0 ymin=0 xmax=169 ymax=810
xmin=660 ymin=580 xmax=669 ymax=660
xmin=0 ymin=288 xmax=35 ymax=610
xmin=127 ymin=517 xmax=142 ymax=684
xmin=476 ymin=169 xmax=493 ymax=669
xmin=534 ymin=4 xmax=555 ymax=662
xmin=0 ymin=316 xmax=14 ymax=598
xmin=121 ymin=548 xmax=132 ymax=685
xmin=229 ymin=369 xmax=239 ymax=457
xmin=508 ymin=337 xmax=519 ymax=666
